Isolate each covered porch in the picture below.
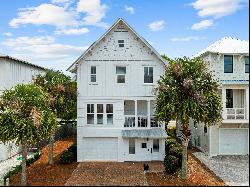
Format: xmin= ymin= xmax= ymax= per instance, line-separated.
xmin=123 ymin=100 xmax=163 ymax=128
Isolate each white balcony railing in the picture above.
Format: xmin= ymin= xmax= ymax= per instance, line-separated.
xmin=226 ymin=108 xmax=246 ymax=120
xmin=124 ymin=115 xmax=162 ymax=128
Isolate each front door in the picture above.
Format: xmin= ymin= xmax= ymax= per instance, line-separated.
xmin=152 ymin=139 xmax=160 ymax=160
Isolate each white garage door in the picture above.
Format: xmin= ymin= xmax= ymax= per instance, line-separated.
xmin=82 ymin=138 xmax=118 ymax=161
xmin=219 ymin=129 xmax=248 ymax=155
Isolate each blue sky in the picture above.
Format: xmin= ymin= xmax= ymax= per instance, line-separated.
xmin=0 ymin=0 xmax=249 ymax=72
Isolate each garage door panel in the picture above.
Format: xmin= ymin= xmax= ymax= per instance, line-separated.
xmin=82 ymin=138 xmax=118 ymax=161
xmin=219 ymin=129 xmax=248 ymax=155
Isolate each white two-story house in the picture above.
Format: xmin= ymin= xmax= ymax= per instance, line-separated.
xmin=67 ymin=18 xmax=167 ymax=162
xmin=189 ymin=37 xmax=249 ymax=156
xmin=0 ymin=54 xmax=46 ymax=161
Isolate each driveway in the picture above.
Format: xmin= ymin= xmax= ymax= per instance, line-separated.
xmin=65 ymin=162 xmax=164 ymax=186
xmin=193 ymin=152 xmax=249 ymax=186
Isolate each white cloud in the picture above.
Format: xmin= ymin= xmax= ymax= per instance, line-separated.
xmin=191 ymin=0 xmax=244 ymax=18
xmin=9 ymin=3 xmax=78 ymax=28
xmin=170 ymin=36 xmax=206 ymax=42
xmin=55 ymin=27 xmax=90 ymax=35
xmin=77 ymin=0 xmax=108 ymax=27
xmin=51 ymin=0 xmax=71 ymax=3
xmin=125 ymin=5 xmax=135 ymax=14
xmin=3 ymin=32 xmax=13 ymax=37
xmin=191 ymin=19 xmax=214 ymax=30
xmin=148 ymin=20 xmax=165 ymax=31
xmin=2 ymin=36 xmax=88 ymax=71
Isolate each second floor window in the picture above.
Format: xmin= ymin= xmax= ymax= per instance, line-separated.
xmin=224 ymin=55 xmax=233 ymax=73
xmin=116 ymin=66 xmax=126 ymax=83
xmin=87 ymin=104 xmax=94 ymax=124
xmin=245 ymin=56 xmax=249 ymax=73
xmin=91 ymin=66 xmax=96 ymax=82
xmin=144 ymin=67 xmax=153 ymax=83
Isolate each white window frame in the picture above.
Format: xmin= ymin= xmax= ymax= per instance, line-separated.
xmin=106 ymin=104 xmax=113 ymax=125
xmin=116 ymin=66 xmax=126 ymax=84
xmin=144 ymin=66 xmax=154 ymax=84
xmin=97 ymin=104 xmax=104 ymax=124
xmin=87 ymin=104 xmax=94 ymax=124
xmin=90 ymin=66 xmax=97 ymax=83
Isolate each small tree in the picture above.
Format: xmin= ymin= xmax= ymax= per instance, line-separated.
xmin=155 ymin=57 xmax=222 ymax=179
xmin=34 ymin=69 xmax=77 ymax=164
xmin=0 ymin=84 xmax=57 ymax=186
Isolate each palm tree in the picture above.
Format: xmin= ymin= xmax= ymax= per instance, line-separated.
xmin=155 ymin=56 xmax=222 ymax=179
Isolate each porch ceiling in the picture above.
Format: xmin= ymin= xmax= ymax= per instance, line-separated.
xmin=121 ymin=128 xmax=167 ymax=139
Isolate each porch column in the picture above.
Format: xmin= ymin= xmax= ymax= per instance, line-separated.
xmin=221 ymin=87 xmax=227 ymax=120
xmin=147 ymin=100 xmax=150 ymax=128
xmin=135 ymin=100 xmax=138 ymax=128
xmin=246 ymin=87 xmax=249 ymax=120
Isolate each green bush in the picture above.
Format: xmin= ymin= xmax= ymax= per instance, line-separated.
xmin=59 ymin=151 xmax=74 ymax=164
xmin=164 ymin=155 xmax=179 ymax=174
xmin=167 ymin=126 xmax=176 ymax=138
xmin=165 ymin=138 xmax=176 ymax=155
xmin=169 ymin=146 xmax=182 ymax=167
xmin=67 ymin=143 xmax=77 ymax=161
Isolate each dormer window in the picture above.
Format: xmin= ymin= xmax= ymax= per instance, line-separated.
xmin=118 ymin=40 xmax=124 ymax=47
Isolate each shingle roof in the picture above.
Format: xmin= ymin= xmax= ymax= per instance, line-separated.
xmin=0 ymin=53 xmax=46 ymax=70
xmin=194 ymin=37 xmax=249 ymax=57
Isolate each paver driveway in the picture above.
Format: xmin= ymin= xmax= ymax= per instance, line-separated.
xmin=193 ymin=152 xmax=249 ymax=186
xmin=65 ymin=162 xmax=164 ymax=186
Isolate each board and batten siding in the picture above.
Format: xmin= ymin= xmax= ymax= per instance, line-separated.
xmin=0 ymin=58 xmax=44 ymax=94
xmin=77 ymin=23 xmax=165 ymax=98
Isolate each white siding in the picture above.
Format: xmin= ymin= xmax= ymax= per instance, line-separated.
xmin=0 ymin=58 xmax=45 ymax=161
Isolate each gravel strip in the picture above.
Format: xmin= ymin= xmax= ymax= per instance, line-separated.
xmin=193 ymin=152 xmax=249 ymax=186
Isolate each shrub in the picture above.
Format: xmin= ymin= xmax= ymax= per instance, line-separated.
xmin=67 ymin=143 xmax=77 ymax=161
xmin=167 ymin=126 xmax=176 ymax=138
xmin=164 ymin=155 xmax=179 ymax=174
xmin=59 ymin=151 xmax=74 ymax=164
xmin=169 ymin=146 xmax=182 ymax=167
xmin=165 ymin=138 xmax=176 ymax=155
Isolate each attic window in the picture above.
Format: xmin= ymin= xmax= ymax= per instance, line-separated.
xmin=118 ymin=40 xmax=124 ymax=47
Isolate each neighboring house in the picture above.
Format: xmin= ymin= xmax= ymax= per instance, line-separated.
xmin=188 ymin=37 xmax=249 ymax=156
xmin=0 ymin=54 xmax=46 ymax=161
xmin=67 ymin=18 xmax=167 ymax=162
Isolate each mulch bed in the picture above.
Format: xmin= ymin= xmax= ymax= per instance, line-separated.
xmin=146 ymin=150 xmax=226 ymax=186
xmin=10 ymin=137 xmax=78 ymax=186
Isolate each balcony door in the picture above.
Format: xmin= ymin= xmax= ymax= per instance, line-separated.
xmin=226 ymin=89 xmax=233 ymax=108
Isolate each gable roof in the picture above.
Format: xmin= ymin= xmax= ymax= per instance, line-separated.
xmin=67 ymin=18 xmax=166 ymax=72
xmin=193 ymin=37 xmax=249 ymax=58
xmin=0 ymin=53 xmax=46 ymax=70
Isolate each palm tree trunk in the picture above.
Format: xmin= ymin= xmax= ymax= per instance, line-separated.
xmin=21 ymin=142 xmax=27 ymax=186
xmin=48 ymin=136 xmax=54 ymax=165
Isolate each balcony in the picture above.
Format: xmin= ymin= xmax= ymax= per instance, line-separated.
xmin=221 ymin=88 xmax=249 ymax=123
xmin=226 ymin=108 xmax=246 ymax=120
xmin=123 ymin=100 xmax=163 ymax=129
xmin=124 ymin=115 xmax=162 ymax=128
